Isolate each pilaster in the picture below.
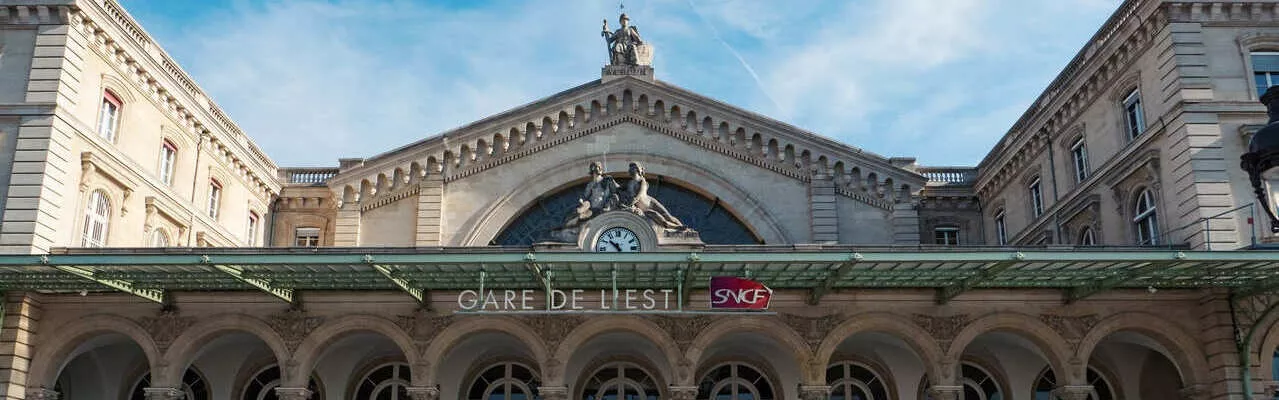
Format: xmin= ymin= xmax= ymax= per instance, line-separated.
xmin=798 ymin=385 xmax=831 ymax=400
xmin=1199 ymin=289 xmax=1244 ymax=399
xmin=1051 ymin=385 xmax=1093 ymax=400
xmin=926 ymin=385 xmax=963 ymax=400
xmin=415 ymin=177 xmax=444 ymax=245
xmin=809 ymin=173 xmax=838 ymax=243
xmin=273 ymin=387 xmax=312 ymax=400
xmin=142 ymin=387 xmax=184 ymax=400
xmin=406 ymin=387 xmax=439 ymax=400
xmin=332 ymin=206 xmax=361 ymax=246
xmin=668 ymin=386 xmax=697 ymax=400
xmin=538 ymin=386 xmax=569 ymax=400
xmin=891 ymin=202 xmax=921 ymax=244
xmin=0 ymin=293 xmax=41 ymax=400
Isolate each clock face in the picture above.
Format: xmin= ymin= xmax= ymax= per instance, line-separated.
xmin=595 ymin=227 xmax=640 ymax=252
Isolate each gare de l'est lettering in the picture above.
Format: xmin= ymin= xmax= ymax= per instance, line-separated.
xmin=8 ymin=2 xmax=1279 ymax=400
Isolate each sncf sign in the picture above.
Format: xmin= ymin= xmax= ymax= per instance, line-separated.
xmin=709 ymin=276 xmax=772 ymax=310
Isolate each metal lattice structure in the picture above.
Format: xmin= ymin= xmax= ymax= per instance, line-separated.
xmin=1 ymin=247 xmax=1277 ymax=306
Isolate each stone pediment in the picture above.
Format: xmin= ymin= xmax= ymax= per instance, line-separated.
xmin=328 ymin=76 xmax=925 ymax=210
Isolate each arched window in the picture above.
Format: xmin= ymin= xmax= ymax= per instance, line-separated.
xmin=579 ymin=362 xmax=660 ymax=400
xmin=1032 ymin=366 xmax=1115 ymax=400
xmin=1078 ymin=227 xmax=1096 ymax=246
xmin=81 ymin=190 xmax=111 ymax=247
xmin=130 ymin=367 xmax=210 ymax=400
xmin=241 ymin=364 xmax=323 ymax=400
xmin=98 ymin=89 xmax=122 ymax=141
xmin=352 ymin=362 xmax=411 ymax=400
xmin=697 ymin=362 xmax=775 ymax=400
xmin=466 ymin=362 xmax=541 ymax=400
xmin=1133 ymin=189 xmax=1159 ymax=245
xmin=827 ymin=361 xmax=890 ymax=400
xmin=150 ymin=229 xmax=170 ymax=247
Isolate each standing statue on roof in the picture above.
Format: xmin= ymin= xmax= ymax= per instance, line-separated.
xmin=602 ymin=13 xmax=644 ymax=66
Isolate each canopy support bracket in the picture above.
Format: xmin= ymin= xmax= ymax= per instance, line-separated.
xmin=54 ymin=265 xmax=166 ymax=304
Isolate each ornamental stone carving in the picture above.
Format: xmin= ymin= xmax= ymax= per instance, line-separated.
xmin=273 ymin=387 xmax=313 ymax=400
xmin=142 ymin=388 xmax=184 ymax=400
xmin=601 ymin=13 xmax=649 ymax=66
xmin=519 ymin=315 xmax=585 ymax=350
xmin=648 ymin=315 xmax=717 ymax=352
xmin=395 ymin=310 xmax=454 ymax=345
xmin=912 ymin=314 xmax=969 ymax=351
xmin=137 ymin=310 xmax=195 ymax=353
xmin=266 ymin=309 xmax=324 ymax=352
xmin=1052 ymin=385 xmax=1094 ymax=400
xmin=668 ymin=386 xmax=698 ymax=400
xmin=539 ymin=386 xmax=570 ymax=400
xmin=552 ymin=161 xmax=696 ymax=242
xmin=1039 ymin=314 xmax=1099 ymax=342
xmin=780 ymin=313 xmax=841 ymax=352
xmin=798 ymin=385 xmax=832 ymax=400
xmin=406 ymin=387 xmax=440 ymax=400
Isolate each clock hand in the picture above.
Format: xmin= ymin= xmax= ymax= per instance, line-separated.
xmin=610 ymin=241 xmax=621 ymax=251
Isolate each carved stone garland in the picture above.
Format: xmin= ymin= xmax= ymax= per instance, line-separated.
xmin=137 ymin=310 xmax=195 ymax=353
xmin=779 ymin=313 xmax=842 ymax=353
xmin=266 ymin=309 xmax=325 ymax=352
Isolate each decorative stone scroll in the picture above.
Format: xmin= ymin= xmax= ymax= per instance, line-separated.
xmin=518 ymin=315 xmax=585 ymax=350
xmin=266 ymin=309 xmax=324 ymax=352
xmin=395 ymin=310 xmax=455 ymax=345
xmin=1039 ymin=314 xmax=1099 ymax=343
xmin=779 ymin=313 xmax=841 ymax=352
xmin=137 ymin=310 xmax=195 ymax=353
xmin=648 ymin=315 xmax=717 ymax=352
xmin=912 ymin=314 xmax=969 ymax=352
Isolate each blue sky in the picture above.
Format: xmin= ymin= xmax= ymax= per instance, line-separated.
xmin=117 ymin=0 xmax=1121 ymax=167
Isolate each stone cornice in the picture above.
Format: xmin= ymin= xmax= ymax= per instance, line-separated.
xmin=70 ymin=0 xmax=280 ymax=197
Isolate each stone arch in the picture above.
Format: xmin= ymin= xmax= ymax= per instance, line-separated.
xmin=375 ymin=173 xmax=389 ymax=193
xmin=816 ymin=312 xmax=946 ymax=383
xmin=944 ymin=312 xmax=1073 ymax=387
xmin=358 ymin=179 xmax=373 ymax=202
xmin=716 ymin=122 xmax=729 ymax=141
xmin=551 ymin=316 xmax=683 ymax=385
xmin=701 ymin=116 xmax=713 ymax=135
xmin=409 ymin=162 xmax=424 ymax=184
xmin=558 ymin=110 xmax=572 ymax=132
xmin=459 ymin=152 xmax=790 ymax=246
xmin=509 ymin=127 xmax=523 ymax=148
xmin=542 ymin=116 xmax=556 ymax=137
xmin=158 ymin=314 xmax=290 ymax=387
xmin=287 ymin=314 xmax=418 ymax=386
xmin=28 ymin=314 xmax=161 ymax=389
xmin=459 ymin=145 xmax=473 ymax=170
xmin=1075 ymin=312 xmax=1210 ymax=386
xmin=685 ymin=317 xmax=814 ymax=385
xmin=525 ymin=122 xmax=539 ymax=142
xmin=652 ymin=100 xmax=665 ymax=120
xmin=492 ymin=133 xmax=507 ymax=156
xmin=606 ymin=95 xmax=619 ymax=116
xmin=392 ymin=168 xmax=406 ymax=189
xmin=342 ymin=185 xmax=356 ymax=205
xmin=422 ymin=317 xmax=550 ymax=385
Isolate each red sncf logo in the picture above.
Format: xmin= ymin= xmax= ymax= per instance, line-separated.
xmin=709 ymin=276 xmax=772 ymax=310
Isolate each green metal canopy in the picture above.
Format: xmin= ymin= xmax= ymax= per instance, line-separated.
xmin=0 ymin=246 xmax=1277 ymax=305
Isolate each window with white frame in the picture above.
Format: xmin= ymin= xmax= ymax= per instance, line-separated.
xmin=1029 ymin=178 xmax=1044 ymax=218
xmin=1079 ymin=227 xmax=1097 ymax=246
xmin=97 ymin=90 xmax=122 ymax=141
xmin=295 ymin=227 xmax=321 ymax=247
xmin=1122 ymin=89 xmax=1145 ymax=139
xmin=81 ymin=190 xmax=111 ymax=247
xmin=150 ymin=229 xmax=170 ymax=247
xmin=1070 ymin=137 xmax=1089 ymax=183
xmin=995 ymin=210 xmax=1008 ymax=246
xmin=246 ymin=212 xmax=259 ymax=246
xmin=207 ymin=180 xmax=222 ymax=219
xmin=934 ymin=227 xmax=960 ymax=245
xmin=1253 ymin=51 xmax=1279 ymax=98
xmin=1134 ymin=189 xmax=1159 ymax=245
xmin=158 ymin=140 xmax=177 ymax=186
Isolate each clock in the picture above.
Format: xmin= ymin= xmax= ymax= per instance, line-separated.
xmin=595 ymin=227 xmax=640 ymax=252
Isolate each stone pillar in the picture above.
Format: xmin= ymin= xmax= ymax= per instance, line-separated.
xmin=0 ymin=294 xmax=42 ymax=400
xmin=406 ymin=387 xmax=439 ymax=400
xmin=333 ymin=204 xmax=361 ymax=246
xmin=926 ymin=385 xmax=963 ymax=400
xmin=1051 ymin=385 xmax=1093 ymax=400
xmin=891 ymin=202 xmax=921 ymax=244
xmin=538 ymin=386 xmax=569 ymax=400
xmin=415 ymin=177 xmax=444 ymax=245
xmin=24 ymin=389 xmax=58 ymax=400
xmin=142 ymin=388 xmax=185 ymax=400
xmin=273 ymin=387 xmax=312 ymax=400
xmin=799 ymin=385 xmax=831 ymax=400
xmin=809 ymin=174 xmax=838 ymax=243
xmin=668 ymin=386 xmax=698 ymax=400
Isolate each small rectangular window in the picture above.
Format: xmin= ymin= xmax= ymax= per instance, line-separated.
xmin=934 ymin=227 xmax=959 ymax=245
xmin=1123 ymin=89 xmax=1145 ymax=139
xmin=1029 ymin=178 xmax=1044 ymax=218
xmin=247 ymin=212 xmax=259 ymax=246
xmin=158 ymin=141 xmax=177 ymax=186
xmin=1252 ymin=52 xmax=1279 ymax=98
xmin=207 ymin=180 xmax=222 ymax=219
xmin=1070 ymin=138 xmax=1088 ymax=183
xmin=97 ymin=91 xmax=122 ymax=141
xmin=995 ymin=211 xmax=1008 ymax=246
xmin=295 ymin=227 xmax=321 ymax=247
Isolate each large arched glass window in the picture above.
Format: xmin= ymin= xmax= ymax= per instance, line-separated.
xmin=827 ymin=361 xmax=889 ymax=400
xmin=82 ymin=190 xmax=111 ymax=247
xmin=467 ymin=362 xmax=541 ymax=400
xmin=1032 ymin=366 xmax=1114 ymax=400
xmin=1133 ymin=189 xmax=1159 ymax=245
xmin=130 ymin=367 xmax=210 ymax=400
xmin=697 ymin=362 xmax=775 ymax=400
xmin=241 ymin=364 xmax=323 ymax=400
xmin=353 ymin=362 xmax=411 ymax=400
xmin=494 ymin=179 xmax=760 ymax=245
xmin=580 ymin=362 xmax=660 ymax=400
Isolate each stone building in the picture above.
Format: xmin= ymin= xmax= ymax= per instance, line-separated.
xmin=1 ymin=1 xmax=1279 ymax=400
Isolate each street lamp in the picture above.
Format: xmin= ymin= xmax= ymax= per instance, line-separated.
xmin=1241 ymin=85 xmax=1279 ymax=233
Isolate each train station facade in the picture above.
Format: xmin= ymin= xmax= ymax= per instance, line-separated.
xmin=3 ymin=0 xmax=1279 ymax=399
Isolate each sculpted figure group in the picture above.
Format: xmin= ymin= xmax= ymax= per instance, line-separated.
xmin=562 ymin=161 xmax=687 ymax=231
